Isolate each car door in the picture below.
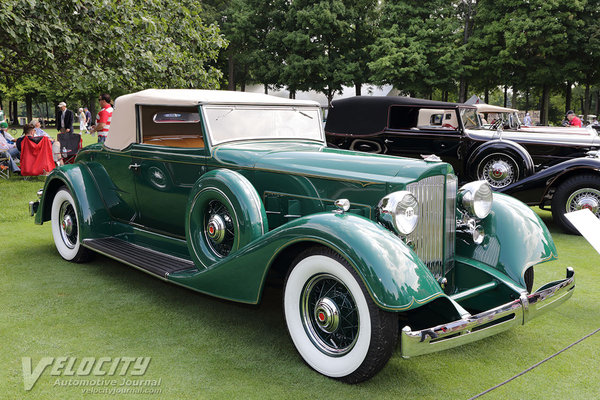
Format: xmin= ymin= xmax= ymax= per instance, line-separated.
xmin=130 ymin=105 xmax=208 ymax=238
xmin=383 ymin=106 xmax=464 ymax=172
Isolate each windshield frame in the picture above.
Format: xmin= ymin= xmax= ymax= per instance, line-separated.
xmin=201 ymin=104 xmax=325 ymax=147
xmin=459 ymin=106 xmax=481 ymax=130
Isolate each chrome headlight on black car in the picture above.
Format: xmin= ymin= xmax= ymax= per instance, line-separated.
xmin=377 ymin=191 xmax=419 ymax=235
xmin=458 ymin=181 xmax=493 ymax=219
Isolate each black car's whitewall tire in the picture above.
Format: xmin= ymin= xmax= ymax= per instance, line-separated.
xmin=51 ymin=187 xmax=91 ymax=262
xmin=283 ymin=247 xmax=397 ymax=383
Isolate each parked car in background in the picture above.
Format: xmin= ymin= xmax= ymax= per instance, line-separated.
xmin=473 ymin=103 xmax=596 ymax=135
xmin=325 ymin=96 xmax=600 ymax=233
xmin=30 ymin=90 xmax=575 ymax=382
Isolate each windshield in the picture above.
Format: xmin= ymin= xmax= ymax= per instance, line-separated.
xmin=460 ymin=108 xmax=480 ymax=129
xmin=204 ymin=105 xmax=324 ymax=145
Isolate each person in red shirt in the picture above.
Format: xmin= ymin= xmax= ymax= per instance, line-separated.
xmin=566 ymin=110 xmax=582 ymax=128
xmin=90 ymin=93 xmax=114 ymax=144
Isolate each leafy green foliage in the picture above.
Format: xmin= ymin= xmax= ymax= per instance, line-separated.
xmin=0 ymin=0 xmax=226 ymax=95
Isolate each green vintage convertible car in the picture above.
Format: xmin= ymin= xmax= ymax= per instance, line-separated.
xmin=31 ymin=90 xmax=575 ymax=383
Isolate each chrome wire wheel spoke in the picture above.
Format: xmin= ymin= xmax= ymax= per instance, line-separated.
xmin=301 ymin=273 xmax=359 ymax=356
xmin=204 ymin=200 xmax=235 ymax=257
xmin=478 ymin=154 xmax=519 ymax=189
xmin=59 ymin=201 xmax=77 ymax=249
xmin=566 ymin=188 xmax=600 ymax=217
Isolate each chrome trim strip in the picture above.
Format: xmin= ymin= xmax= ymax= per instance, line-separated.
xmin=400 ymin=268 xmax=575 ymax=358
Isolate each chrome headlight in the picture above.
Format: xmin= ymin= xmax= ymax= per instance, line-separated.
xmin=459 ymin=181 xmax=493 ymax=219
xmin=377 ymin=191 xmax=419 ymax=235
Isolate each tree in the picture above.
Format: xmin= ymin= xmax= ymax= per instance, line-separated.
xmin=282 ymin=0 xmax=354 ymax=105
xmin=369 ymin=0 xmax=464 ymax=99
xmin=0 ymin=0 xmax=226 ymax=102
xmin=469 ymin=0 xmax=583 ymax=124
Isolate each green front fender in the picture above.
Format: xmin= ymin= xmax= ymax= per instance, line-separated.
xmin=457 ymin=193 xmax=558 ymax=289
xmin=169 ymin=212 xmax=444 ymax=310
xmin=35 ymin=164 xmax=111 ymax=239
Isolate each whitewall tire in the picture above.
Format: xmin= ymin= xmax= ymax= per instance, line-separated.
xmin=51 ymin=187 xmax=91 ymax=262
xmin=283 ymin=247 xmax=397 ymax=383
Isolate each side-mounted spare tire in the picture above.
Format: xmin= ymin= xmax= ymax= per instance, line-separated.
xmin=468 ymin=140 xmax=535 ymax=189
xmin=185 ymin=169 xmax=268 ymax=268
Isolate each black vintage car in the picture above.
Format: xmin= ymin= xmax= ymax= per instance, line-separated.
xmin=325 ymin=96 xmax=600 ymax=233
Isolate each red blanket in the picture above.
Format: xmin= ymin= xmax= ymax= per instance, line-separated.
xmin=21 ymin=136 xmax=55 ymax=176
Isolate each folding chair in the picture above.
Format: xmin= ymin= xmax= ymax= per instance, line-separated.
xmin=0 ymin=151 xmax=11 ymax=179
xmin=20 ymin=136 xmax=55 ymax=176
xmin=57 ymin=132 xmax=82 ymax=164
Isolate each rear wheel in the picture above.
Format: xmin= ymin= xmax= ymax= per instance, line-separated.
xmin=51 ymin=187 xmax=91 ymax=262
xmin=283 ymin=247 xmax=398 ymax=383
xmin=552 ymin=174 xmax=600 ymax=234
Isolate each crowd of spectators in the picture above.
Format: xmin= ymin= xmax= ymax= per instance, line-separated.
xmin=0 ymin=93 xmax=112 ymax=176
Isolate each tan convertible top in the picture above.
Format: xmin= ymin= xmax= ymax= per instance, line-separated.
xmin=105 ymin=89 xmax=319 ymax=150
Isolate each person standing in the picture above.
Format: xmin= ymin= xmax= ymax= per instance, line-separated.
xmin=78 ymin=108 xmax=89 ymax=134
xmin=565 ymin=110 xmax=582 ymax=128
xmin=57 ymin=102 xmax=74 ymax=134
xmin=523 ymin=112 xmax=532 ymax=126
xmin=84 ymin=107 xmax=93 ymax=133
xmin=89 ymin=94 xmax=113 ymax=144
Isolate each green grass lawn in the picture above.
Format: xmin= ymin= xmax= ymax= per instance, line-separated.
xmin=1 ymin=147 xmax=599 ymax=399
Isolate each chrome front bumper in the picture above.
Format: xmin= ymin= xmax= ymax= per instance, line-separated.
xmin=400 ymin=267 xmax=575 ymax=358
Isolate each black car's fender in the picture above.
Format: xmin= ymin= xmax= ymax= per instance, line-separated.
xmin=467 ymin=139 xmax=535 ymax=181
xmin=499 ymin=157 xmax=600 ymax=205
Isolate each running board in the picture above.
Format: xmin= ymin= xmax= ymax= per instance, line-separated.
xmin=82 ymin=238 xmax=196 ymax=278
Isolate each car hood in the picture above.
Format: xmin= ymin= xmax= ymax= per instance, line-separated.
xmin=465 ymin=127 xmax=600 ymax=147
xmin=212 ymin=141 xmax=452 ymax=185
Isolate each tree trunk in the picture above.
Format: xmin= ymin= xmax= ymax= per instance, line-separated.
xmin=355 ymin=83 xmax=362 ymax=96
xmin=584 ymin=84 xmax=591 ymax=121
xmin=511 ymin=86 xmax=517 ymax=109
xmin=264 ymin=84 xmax=268 ymax=95
xmin=228 ymin=53 xmax=235 ymax=91
xmin=10 ymin=100 xmax=18 ymax=125
xmin=525 ymin=90 xmax=530 ymax=112
xmin=595 ymin=90 xmax=600 ymax=116
xmin=484 ymin=88 xmax=489 ymax=104
xmin=503 ymin=86 xmax=508 ymax=107
xmin=26 ymin=94 xmax=33 ymax=122
xmin=289 ymin=89 xmax=296 ymax=99
xmin=459 ymin=79 xmax=468 ymax=103
xmin=540 ymin=85 xmax=549 ymax=125
xmin=565 ymin=81 xmax=572 ymax=113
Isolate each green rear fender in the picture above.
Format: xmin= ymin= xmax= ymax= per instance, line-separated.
xmin=170 ymin=212 xmax=444 ymax=310
xmin=457 ymin=193 xmax=558 ymax=288
xmin=35 ymin=164 xmax=111 ymax=239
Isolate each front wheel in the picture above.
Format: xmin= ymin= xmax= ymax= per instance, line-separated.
xmin=476 ymin=153 xmax=521 ymax=189
xmin=51 ymin=187 xmax=91 ymax=262
xmin=283 ymin=247 xmax=398 ymax=383
xmin=552 ymin=174 xmax=600 ymax=234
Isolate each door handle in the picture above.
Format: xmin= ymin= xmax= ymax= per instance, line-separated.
xmin=384 ymin=139 xmax=392 ymax=144
xmin=128 ymin=163 xmax=141 ymax=170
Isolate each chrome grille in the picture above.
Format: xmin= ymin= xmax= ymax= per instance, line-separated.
xmin=407 ymin=175 xmax=456 ymax=279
